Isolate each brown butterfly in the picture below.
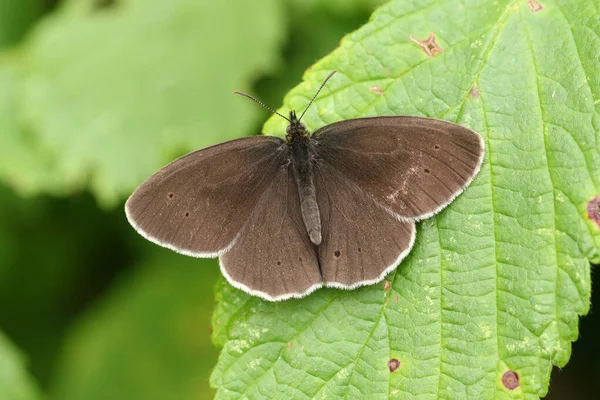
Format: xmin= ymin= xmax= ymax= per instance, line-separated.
xmin=125 ymin=71 xmax=484 ymax=301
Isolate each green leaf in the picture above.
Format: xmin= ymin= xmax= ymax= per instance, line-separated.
xmin=213 ymin=0 xmax=600 ymax=398
xmin=0 ymin=0 xmax=46 ymax=49
xmin=2 ymin=0 xmax=284 ymax=205
xmin=49 ymin=250 xmax=220 ymax=400
xmin=0 ymin=182 xmax=134 ymax=385
xmin=0 ymin=58 xmax=62 ymax=196
xmin=255 ymin=0 xmax=382 ymax=108
xmin=0 ymin=330 xmax=42 ymax=400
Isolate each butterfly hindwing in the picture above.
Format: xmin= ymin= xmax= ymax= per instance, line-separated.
xmin=220 ymin=166 xmax=322 ymax=300
xmin=314 ymin=159 xmax=416 ymax=288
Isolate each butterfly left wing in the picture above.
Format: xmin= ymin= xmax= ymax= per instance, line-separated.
xmin=312 ymin=116 xmax=484 ymax=221
xmin=220 ymin=166 xmax=323 ymax=301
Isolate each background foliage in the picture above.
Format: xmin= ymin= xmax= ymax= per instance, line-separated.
xmin=0 ymin=0 xmax=598 ymax=399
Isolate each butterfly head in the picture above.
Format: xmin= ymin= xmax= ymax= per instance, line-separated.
xmin=286 ymin=111 xmax=309 ymax=142
xmin=234 ymin=70 xmax=338 ymax=144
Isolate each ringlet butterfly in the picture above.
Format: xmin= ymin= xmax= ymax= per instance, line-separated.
xmin=125 ymin=71 xmax=484 ymax=301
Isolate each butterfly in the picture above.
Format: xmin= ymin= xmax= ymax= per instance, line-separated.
xmin=125 ymin=71 xmax=484 ymax=301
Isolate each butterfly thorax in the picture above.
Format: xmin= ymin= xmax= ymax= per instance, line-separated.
xmin=285 ymin=111 xmax=310 ymax=143
xmin=286 ymin=111 xmax=322 ymax=246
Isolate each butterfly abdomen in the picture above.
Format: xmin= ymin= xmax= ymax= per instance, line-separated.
xmin=290 ymin=137 xmax=322 ymax=246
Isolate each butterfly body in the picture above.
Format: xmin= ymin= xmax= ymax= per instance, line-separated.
xmin=287 ymin=111 xmax=322 ymax=245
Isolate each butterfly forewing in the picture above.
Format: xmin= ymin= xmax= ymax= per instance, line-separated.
xmin=125 ymin=136 xmax=287 ymax=256
xmin=314 ymin=159 xmax=416 ymax=288
xmin=220 ymin=167 xmax=322 ymax=300
xmin=312 ymin=116 xmax=484 ymax=220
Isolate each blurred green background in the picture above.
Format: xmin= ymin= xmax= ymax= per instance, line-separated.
xmin=0 ymin=0 xmax=597 ymax=399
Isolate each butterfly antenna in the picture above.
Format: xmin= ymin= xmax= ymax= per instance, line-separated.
xmin=298 ymin=70 xmax=338 ymax=122
xmin=233 ymin=91 xmax=290 ymax=122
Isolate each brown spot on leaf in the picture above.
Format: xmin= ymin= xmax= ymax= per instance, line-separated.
xmin=388 ymin=359 xmax=400 ymax=372
xmin=471 ymin=85 xmax=480 ymax=98
xmin=287 ymin=342 xmax=293 ymax=348
xmin=409 ymin=32 xmax=444 ymax=57
xmin=384 ymin=280 xmax=392 ymax=291
xmin=587 ymin=196 xmax=600 ymax=227
xmin=502 ymin=370 xmax=519 ymax=390
xmin=369 ymin=85 xmax=384 ymax=95
xmin=527 ymin=0 xmax=543 ymax=12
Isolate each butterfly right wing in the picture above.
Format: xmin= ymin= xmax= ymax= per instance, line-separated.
xmin=125 ymin=136 xmax=287 ymax=257
xmin=312 ymin=116 xmax=484 ymax=221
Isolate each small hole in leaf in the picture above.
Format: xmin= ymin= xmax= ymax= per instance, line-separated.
xmin=299 ymin=257 xmax=303 ymax=262
xmin=527 ymin=0 xmax=543 ymax=12
xmin=587 ymin=196 xmax=600 ymax=227
xmin=334 ymin=250 xmax=341 ymax=258
xmin=434 ymin=144 xmax=440 ymax=150
xmin=424 ymin=168 xmax=430 ymax=174
xmin=502 ymin=370 xmax=519 ymax=390
xmin=168 ymin=192 xmax=174 ymax=199
xmin=409 ymin=32 xmax=444 ymax=57
xmin=388 ymin=359 xmax=400 ymax=372
xmin=369 ymin=85 xmax=384 ymax=96
xmin=357 ymin=247 xmax=361 ymax=252
xmin=185 ymin=212 xmax=189 ymax=217
xmin=277 ymin=261 xmax=281 ymax=266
